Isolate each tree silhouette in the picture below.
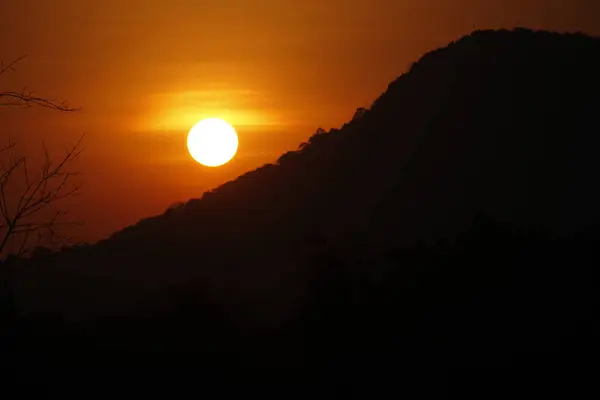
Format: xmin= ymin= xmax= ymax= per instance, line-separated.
xmin=0 ymin=136 xmax=83 ymax=257
xmin=0 ymin=55 xmax=82 ymax=361
xmin=0 ymin=54 xmax=82 ymax=257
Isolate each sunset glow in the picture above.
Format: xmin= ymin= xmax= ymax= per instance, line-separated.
xmin=3 ymin=0 xmax=600 ymax=243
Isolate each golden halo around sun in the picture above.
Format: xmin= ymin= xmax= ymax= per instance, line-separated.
xmin=187 ymin=118 xmax=239 ymax=167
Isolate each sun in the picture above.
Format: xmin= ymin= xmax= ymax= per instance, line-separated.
xmin=187 ymin=118 xmax=239 ymax=167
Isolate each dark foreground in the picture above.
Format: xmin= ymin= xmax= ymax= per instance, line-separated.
xmin=2 ymin=217 xmax=598 ymax=397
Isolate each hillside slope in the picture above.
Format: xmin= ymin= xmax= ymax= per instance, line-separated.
xmin=13 ymin=27 xmax=600 ymax=325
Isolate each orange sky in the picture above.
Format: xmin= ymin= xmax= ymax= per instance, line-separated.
xmin=2 ymin=0 xmax=600 ymax=244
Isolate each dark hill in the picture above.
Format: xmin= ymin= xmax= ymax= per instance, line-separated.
xmin=9 ymin=27 xmax=600 ymax=332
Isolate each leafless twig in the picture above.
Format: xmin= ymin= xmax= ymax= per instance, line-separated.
xmin=0 ymin=54 xmax=79 ymax=111
xmin=0 ymin=135 xmax=83 ymax=257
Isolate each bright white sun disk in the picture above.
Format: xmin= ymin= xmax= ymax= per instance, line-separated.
xmin=187 ymin=118 xmax=239 ymax=167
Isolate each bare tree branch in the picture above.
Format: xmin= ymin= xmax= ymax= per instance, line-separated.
xmin=0 ymin=91 xmax=78 ymax=111
xmin=0 ymin=54 xmax=83 ymax=258
xmin=0 ymin=54 xmax=28 ymax=77
xmin=0 ymin=135 xmax=83 ymax=257
xmin=0 ymin=55 xmax=80 ymax=111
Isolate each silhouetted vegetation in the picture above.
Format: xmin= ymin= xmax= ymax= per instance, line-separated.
xmin=2 ymin=28 xmax=600 ymax=395
xmin=5 ymin=215 xmax=598 ymax=394
xmin=0 ymin=137 xmax=83 ymax=258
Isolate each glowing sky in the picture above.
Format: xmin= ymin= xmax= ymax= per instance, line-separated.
xmin=2 ymin=0 xmax=599 ymax=243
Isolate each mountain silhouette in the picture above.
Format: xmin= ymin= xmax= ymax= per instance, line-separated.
xmin=3 ymin=28 xmax=600 ymax=391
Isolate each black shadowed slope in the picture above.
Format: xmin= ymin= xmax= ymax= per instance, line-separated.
xmin=3 ymin=28 xmax=599 ymax=394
